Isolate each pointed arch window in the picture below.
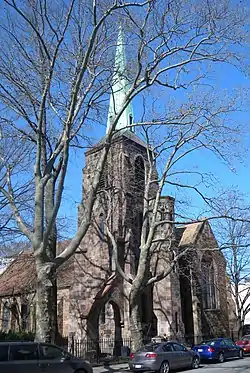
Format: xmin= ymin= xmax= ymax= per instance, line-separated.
xmin=2 ymin=302 xmax=10 ymax=331
xmin=58 ymin=298 xmax=64 ymax=336
xmin=21 ymin=302 xmax=29 ymax=331
xmin=134 ymin=156 xmax=145 ymax=195
xmin=100 ymin=304 xmax=106 ymax=324
xmin=99 ymin=213 xmax=105 ymax=239
xmin=32 ymin=304 xmax=36 ymax=333
xmin=201 ymin=255 xmax=217 ymax=309
xmin=10 ymin=298 xmax=18 ymax=330
xmin=171 ymin=251 xmax=176 ymax=273
xmin=175 ymin=311 xmax=179 ymax=333
xmin=99 ymin=163 xmax=108 ymax=190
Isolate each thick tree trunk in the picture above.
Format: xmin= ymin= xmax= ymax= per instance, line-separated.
xmin=237 ymin=317 xmax=244 ymax=340
xmin=35 ymin=259 xmax=56 ymax=343
xmin=130 ymin=291 xmax=143 ymax=351
xmin=44 ymin=178 xmax=58 ymax=343
xmin=51 ymin=276 xmax=58 ymax=344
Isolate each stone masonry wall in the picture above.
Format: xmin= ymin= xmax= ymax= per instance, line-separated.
xmin=195 ymin=222 xmax=230 ymax=338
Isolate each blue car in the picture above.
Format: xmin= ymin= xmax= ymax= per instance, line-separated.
xmin=192 ymin=338 xmax=243 ymax=363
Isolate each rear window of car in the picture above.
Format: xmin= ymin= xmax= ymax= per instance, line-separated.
xmin=202 ymin=340 xmax=221 ymax=346
xmin=0 ymin=345 xmax=9 ymax=361
xmin=137 ymin=343 xmax=161 ymax=352
xmin=9 ymin=344 xmax=38 ymax=361
xmin=172 ymin=343 xmax=187 ymax=352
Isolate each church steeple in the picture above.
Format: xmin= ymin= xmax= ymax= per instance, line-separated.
xmin=106 ymin=26 xmax=134 ymax=134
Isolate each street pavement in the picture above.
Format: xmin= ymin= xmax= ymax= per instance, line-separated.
xmin=184 ymin=357 xmax=250 ymax=372
xmin=93 ymin=357 xmax=250 ymax=373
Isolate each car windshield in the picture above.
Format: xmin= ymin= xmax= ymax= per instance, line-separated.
xmin=137 ymin=343 xmax=161 ymax=352
xmin=201 ymin=340 xmax=221 ymax=346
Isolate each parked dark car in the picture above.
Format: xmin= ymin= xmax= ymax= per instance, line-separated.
xmin=129 ymin=341 xmax=200 ymax=373
xmin=192 ymin=338 xmax=243 ymax=363
xmin=236 ymin=335 xmax=250 ymax=354
xmin=0 ymin=341 xmax=93 ymax=373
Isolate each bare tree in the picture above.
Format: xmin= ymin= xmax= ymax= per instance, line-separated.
xmin=105 ymin=91 xmax=245 ymax=348
xmin=0 ymin=0 xmax=248 ymax=343
xmin=212 ymin=191 xmax=250 ymax=339
xmin=0 ymin=132 xmax=36 ymax=252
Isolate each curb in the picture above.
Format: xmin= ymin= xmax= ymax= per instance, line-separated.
xmin=92 ymin=362 xmax=129 ymax=369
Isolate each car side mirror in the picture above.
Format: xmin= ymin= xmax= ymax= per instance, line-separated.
xmin=61 ymin=356 xmax=70 ymax=362
xmin=61 ymin=354 xmax=71 ymax=362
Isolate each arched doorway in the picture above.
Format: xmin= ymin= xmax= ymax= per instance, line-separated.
xmin=86 ymin=298 xmax=123 ymax=359
xmin=100 ymin=301 xmax=122 ymax=357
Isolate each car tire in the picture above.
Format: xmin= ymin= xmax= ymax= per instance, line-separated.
xmin=218 ymin=352 xmax=224 ymax=363
xmin=239 ymin=349 xmax=244 ymax=359
xmin=159 ymin=361 xmax=170 ymax=373
xmin=191 ymin=356 xmax=200 ymax=369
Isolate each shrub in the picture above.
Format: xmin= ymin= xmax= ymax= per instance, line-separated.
xmin=0 ymin=330 xmax=35 ymax=341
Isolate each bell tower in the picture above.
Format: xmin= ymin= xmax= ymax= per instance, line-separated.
xmin=71 ymin=26 xmax=152 ymax=341
xmin=70 ymin=26 xmax=176 ymax=342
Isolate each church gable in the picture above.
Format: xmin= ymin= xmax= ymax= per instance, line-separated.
xmin=177 ymin=222 xmax=203 ymax=248
xmin=195 ymin=220 xmax=221 ymax=255
xmin=177 ymin=220 xmax=218 ymax=251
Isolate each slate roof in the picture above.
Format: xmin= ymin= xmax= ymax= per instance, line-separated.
xmin=0 ymin=251 xmax=35 ymax=296
xmin=120 ymin=129 xmax=148 ymax=148
xmin=88 ymin=129 xmax=148 ymax=153
xmin=0 ymin=244 xmax=74 ymax=297
xmin=176 ymin=221 xmax=204 ymax=247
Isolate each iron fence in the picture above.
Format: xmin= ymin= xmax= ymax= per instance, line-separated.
xmin=59 ymin=332 xmax=242 ymax=363
xmin=66 ymin=337 xmax=132 ymax=363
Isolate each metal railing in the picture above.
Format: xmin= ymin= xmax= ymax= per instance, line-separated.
xmin=59 ymin=332 xmax=241 ymax=363
xmin=66 ymin=337 xmax=132 ymax=363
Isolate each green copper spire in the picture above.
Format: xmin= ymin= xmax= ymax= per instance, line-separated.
xmin=106 ymin=26 xmax=134 ymax=134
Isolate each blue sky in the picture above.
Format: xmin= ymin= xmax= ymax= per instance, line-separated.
xmin=59 ymin=55 xmax=250 ymax=238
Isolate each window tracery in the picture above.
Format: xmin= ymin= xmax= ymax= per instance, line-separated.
xmin=201 ymin=254 xmax=217 ymax=309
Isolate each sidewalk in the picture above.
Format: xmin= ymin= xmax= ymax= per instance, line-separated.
xmin=93 ymin=363 xmax=129 ymax=373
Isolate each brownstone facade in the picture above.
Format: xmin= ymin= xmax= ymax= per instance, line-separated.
xmin=0 ymin=130 xmax=231 ymax=348
xmin=0 ymin=250 xmax=73 ymax=338
xmin=67 ymin=130 xmax=230 ymax=345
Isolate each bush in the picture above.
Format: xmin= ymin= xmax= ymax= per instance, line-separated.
xmin=0 ymin=330 xmax=35 ymax=341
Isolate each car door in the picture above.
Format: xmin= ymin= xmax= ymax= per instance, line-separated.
xmin=224 ymin=339 xmax=238 ymax=357
xmin=161 ymin=343 xmax=176 ymax=370
xmin=216 ymin=340 xmax=228 ymax=358
xmin=39 ymin=343 xmax=73 ymax=373
xmin=9 ymin=343 xmax=40 ymax=373
xmin=171 ymin=343 xmax=191 ymax=368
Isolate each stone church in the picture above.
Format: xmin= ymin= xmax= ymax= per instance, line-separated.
xmin=68 ymin=29 xmax=230 ymax=345
xmin=0 ymin=29 xmax=231 ymax=348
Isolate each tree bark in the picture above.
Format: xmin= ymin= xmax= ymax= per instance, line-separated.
xmin=44 ymin=178 xmax=58 ymax=344
xmin=237 ymin=317 xmax=244 ymax=340
xmin=35 ymin=258 xmax=56 ymax=343
xmin=51 ymin=276 xmax=58 ymax=344
xmin=130 ymin=291 xmax=143 ymax=351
